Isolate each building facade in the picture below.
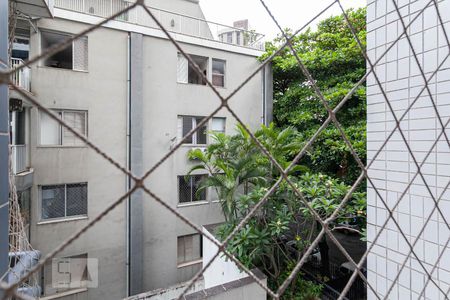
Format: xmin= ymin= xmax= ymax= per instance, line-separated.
xmin=367 ymin=0 xmax=450 ymax=298
xmin=8 ymin=0 xmax=272 ymax=298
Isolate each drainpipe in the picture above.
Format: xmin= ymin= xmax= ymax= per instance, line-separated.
xmin=126 ymin=32 xmax=144 ymax=297
xmin=0 ymin=1 xmax=10 ymax=297
xmin=126 ymin=32 xmax=131 ymax=297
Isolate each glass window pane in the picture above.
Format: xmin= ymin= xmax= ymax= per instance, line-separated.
xmin=40 ymin=111 xmax=61 ymax=145
xmin=212 ymin=59 xmax=225 ymax=75
xmin=177 ymin=53 xmax=188 ymax=83
xmin=192 ymin=234 xmax=201 ymax=260
xmin=184 ymin=235 xmax=194 ymax=262
xmin=212 ymin=59 xmax=225 ymax=87
xmin=212 ymin=74 xmax=224 ymax=87
xmin=195 ymin=117 xmax=207 ymax=144
xmin=188 ymin=55 xmax=208 ymax=85
xmin=182 ymin=116 xmax=193 ymax=144
xmin=41 ymin=185 xmax=65 ymax=219
xmin=192 ymin=175 xmax=206 ymax=201
xmin=211 ymin=118 xmax=225 ymax=133
xmin=178 ymin=176 xmax=191 ymax=203
xmin=66 ymin=183 xmax=87 ymax=216
xmin=226 ymin=32 xmax=232 ymax=43
xmin=63 ymin=111 xmax=86 ymax=146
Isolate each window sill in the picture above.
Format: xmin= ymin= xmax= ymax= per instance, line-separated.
xmin=177 ymin=259 xmax=202 ymax=269
xmin=177 ymin=201 xmax=209 ymax=208
xmin=37 ymin=65 xmax=89 ymax=73
xmin=37 ymin=216 xmax=88 ymax=225
xmin=40 ymin=288 xmax=88 ymax=300
xmin=176 ymin=82 xmax=207 ymax=87
xmin=181 ymin=144 xmax=207 ymax=148
xmin=36 ymin=145 xmax=88 ymax=149
xmin=176 ymin=82 xmax=226 ymax=89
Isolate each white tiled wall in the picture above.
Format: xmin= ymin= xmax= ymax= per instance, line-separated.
xmin=367 ymin=0 xmax=450 ymax=299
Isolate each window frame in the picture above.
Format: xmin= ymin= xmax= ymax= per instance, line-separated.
xmin=211 ymin=117 xmax=226 ymax=134
xmin=212 ymin=58 xmax=226 ymax=88
xmin=39 ymin=29 xmax=88 ymax=72
xmin=226 ymin=32 xmax=233 ymax=44
xmin=177 ymin=116 xmax=226 ymax=145
xmin=39 ymin=183 xmax=88 ymax=222
xmin=38 ymin=109 xmax=88 ymax=147
xmin=178 ymin=174 xmax=208 ymax=205
xmin=177 ymin=53 xmax=209 ymax=85
xmin=177 ymin=115 xmax=207 ymax=145
xmin=177 ymin=234 xmax=203 ymax=267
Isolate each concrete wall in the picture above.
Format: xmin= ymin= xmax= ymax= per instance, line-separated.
xmin=139 ymin=30 xmax=264 ymax=293
xmin=27 ymin=2 xmax=268 ymax=298
xmin=202 ymin=227 xmax=247 ymax=289
xmin=125 ymin=269 xmax=267 ymax=300
xmin=29 ymin=17 xmax=129 ymax=300
xmin=183 ymin=271 xmax=267 ymax=300
xmin=366 ymin=0 xmax=450 ymax=298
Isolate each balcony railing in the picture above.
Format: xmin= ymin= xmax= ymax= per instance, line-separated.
xmin=11 ymin=145 xmax=28 ymax=174
xmin=54 ymin=0 xmax=265 ymax=50
xmin=10 ymin=58 xmax=31 ymax=92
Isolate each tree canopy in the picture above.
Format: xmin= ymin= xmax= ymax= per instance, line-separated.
xmin=188 ymin=8 xmax=367 ymax=298
xmin=261 ymin=8 xmax=366 ymax=184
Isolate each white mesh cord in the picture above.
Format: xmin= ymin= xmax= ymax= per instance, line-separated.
xmin=73 ymin=36 xmax=88 ymax=71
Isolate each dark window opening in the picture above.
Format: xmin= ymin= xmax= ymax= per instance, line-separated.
xmin=41 ymin=31 xmax=73 ymax=69
xmin=178 ymin=175 xmax=207 ymax=203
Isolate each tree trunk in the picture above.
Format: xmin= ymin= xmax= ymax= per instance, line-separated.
xmin=319 ymin=234 xmax=330 ymax=278
xmin=317 ymin=223 xmax=330 ymax=278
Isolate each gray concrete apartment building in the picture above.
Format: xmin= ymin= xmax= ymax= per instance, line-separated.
xmin=8 ymin=0 xmax=272 ymax=299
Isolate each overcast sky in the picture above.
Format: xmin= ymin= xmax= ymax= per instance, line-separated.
xmin=200 ymin=0 xmax=366 ymax=40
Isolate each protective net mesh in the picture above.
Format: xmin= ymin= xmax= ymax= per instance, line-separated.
xmin=1 ymin=0 xmax=450 ymax=299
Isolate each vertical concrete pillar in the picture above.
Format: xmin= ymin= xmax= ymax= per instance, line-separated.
xmin=129 ymin=32 xmax=144 ymax=296
xmin=262 ymin=63 xmax=273 ymax=126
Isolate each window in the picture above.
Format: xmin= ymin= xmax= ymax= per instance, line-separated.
xmin=211 ymin=117 xmax=226 ymax=133
xmin=177 ymin=234 xmax=202 ymax=266
xmin=177 ymin=53 xmax=208 ymax=85
xmin=226 ymin=32 xmax=233 ymax=43
xmin=236 ymin=31 xmax=242 ymax=45
xmin=177 ymin=116 xmax=207 ymax=145
xmin=212 ymin=59 xmax=226 ymax=87
xmin=39 ymin=110 xmax=87 ymax=146
xmin=41 ymin=183 xmax=87 ymax=220
xmin=178 ymin=175 xmax=207 ymax=203
xmin=41 ymin=30 xmax=88 ymax=71
xmin=12 ymin=36 xmax=29 ymax=60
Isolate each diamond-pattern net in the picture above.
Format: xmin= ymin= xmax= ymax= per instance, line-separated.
xmin=0 ymin=0 xmax=449 ymax=299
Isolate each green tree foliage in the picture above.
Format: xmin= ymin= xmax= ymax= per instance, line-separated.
xmin=188 ymin=125 xmax=365 ymax=298
xmin=260 ymin=8 xmax=367 ymax=184
xmin=188 ymin=9 xmax=368 ymax=297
